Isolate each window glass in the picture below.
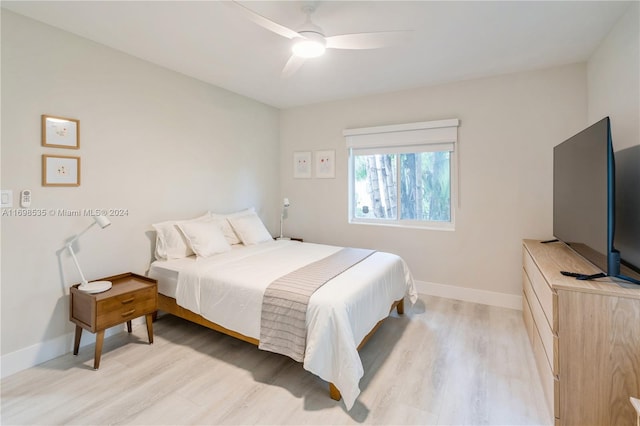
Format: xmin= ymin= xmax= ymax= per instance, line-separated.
xmin=354 ymin=154 xmax=397 ymax=220
xmin=351 ymin=150 xmax=452 ymax=227
xmin=399 ymin=151 xmax=450 ymax=222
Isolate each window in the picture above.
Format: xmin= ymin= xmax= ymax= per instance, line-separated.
xmin=345 ymin=119 xmax=459 ymax=230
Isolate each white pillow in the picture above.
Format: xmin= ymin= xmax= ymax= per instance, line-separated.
xmin=207 ymin=216 xmax=241 ymax=245
xmin=177 ymin=218 xmax=231 ymax=258
xmin=227 ymin=210 xmax=273 ymax=245
xmin=209 ymin=207 xmax=255 ymax=245
xmin=152 ymin=214 xmax=208 ymax=260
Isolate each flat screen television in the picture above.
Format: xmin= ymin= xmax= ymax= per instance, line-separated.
xmin=553 ymin=117 xmax=640 ymax=285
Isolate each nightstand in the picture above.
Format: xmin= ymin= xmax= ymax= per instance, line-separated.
xmin=70 ymin=272 xmax=158 ymax=369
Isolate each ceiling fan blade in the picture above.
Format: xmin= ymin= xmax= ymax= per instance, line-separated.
xmin=282 ymin=55 xmax=306 ymax=78
xmin=228 ymin=1 xmax=300 ymax=39
xmin=325 ymin=31 xmax=412 ymax=50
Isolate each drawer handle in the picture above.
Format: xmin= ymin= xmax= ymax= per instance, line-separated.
xmin=121 ymin=297 xmax=135 ymax=304
xmin=121 ymin=309 xmax=136 ymax=317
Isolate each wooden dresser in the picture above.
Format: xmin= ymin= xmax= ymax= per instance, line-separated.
xmin=522 ymin=239 xmax=640 ymax=426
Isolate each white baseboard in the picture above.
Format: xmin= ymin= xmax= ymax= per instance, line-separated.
xmin=415 ymin=280 xmax=522 ymax=311
xmin=0 ymin=317 xmax=145 ymax=380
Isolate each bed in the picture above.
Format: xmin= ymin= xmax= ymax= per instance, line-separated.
xmin=147 ymin=211 xmax=417 ymax=410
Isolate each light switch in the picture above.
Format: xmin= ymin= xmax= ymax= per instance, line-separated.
xmin=1 ymin=190 xmax=13 ymax=208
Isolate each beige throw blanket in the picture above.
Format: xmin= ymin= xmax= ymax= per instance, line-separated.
xmin=259 ymin=247 xmax=375 ymax=362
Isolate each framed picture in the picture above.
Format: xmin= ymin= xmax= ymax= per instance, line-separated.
xmin=315 ymin=150 xmax=335 ymax=178
xmin=42 ymin=114 xmax=79 ymax=149
xmin=42 ymin=154 xmax=81 ymax=187
xmin=293 ymin=151 xmax=312 ymax=179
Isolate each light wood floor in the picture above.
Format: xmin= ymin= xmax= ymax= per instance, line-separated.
xmin=1 ymin=295 xmax=552 ymax=425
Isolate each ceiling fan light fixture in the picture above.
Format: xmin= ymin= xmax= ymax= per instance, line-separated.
xmin=292 ymin=32 xmax=326 ymax=58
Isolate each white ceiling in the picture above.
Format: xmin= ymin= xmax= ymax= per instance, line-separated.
xmin=2 ymin=1 xmax=632 ymax=109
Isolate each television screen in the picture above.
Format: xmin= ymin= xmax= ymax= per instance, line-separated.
xmin=553 ymin=118 xmax=612 ymax=274
xmin=615 ymin=144 xmax=640 ymax=274
xmin=553 ymin=117 xmax=640 ymax=283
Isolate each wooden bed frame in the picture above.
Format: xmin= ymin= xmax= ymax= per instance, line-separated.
xmin=156 ymin=293 xmax=404 ymax=401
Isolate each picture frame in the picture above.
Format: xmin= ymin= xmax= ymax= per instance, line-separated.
xmin=42 ymin=154 xmax=81 ymax=187
xmin=293 ymin=151 xmax=312 ymax=179
xmin=42 ymin=114 xmax=79 ymax=149
xmin=315 ymin=150 xmax=335 ymax=179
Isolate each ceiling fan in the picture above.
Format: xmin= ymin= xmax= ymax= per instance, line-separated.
xmin=229 ymin=1 xmax=412 ymax=77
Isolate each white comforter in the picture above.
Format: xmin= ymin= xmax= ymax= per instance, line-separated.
xmin=174 ymin=240 xmax=417 ymax=410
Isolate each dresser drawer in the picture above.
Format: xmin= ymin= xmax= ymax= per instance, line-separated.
xmin=523 ymin=269 xmax=558 ymax=375
xmin=522 ymin=290 xmax=535 ymax=347
xmin=96 ymin=287 xmax=156 ymax=329
xmin=526 ymin=290 xmax=559 ymax=420
xmin=523 ymin=247 xmax=557 ymax=332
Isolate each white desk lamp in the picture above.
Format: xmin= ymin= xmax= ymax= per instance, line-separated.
xmin=66 ymin=215 xmax=112 ymax=293
xmin=278 ymin=197 xmax=291 ymax=240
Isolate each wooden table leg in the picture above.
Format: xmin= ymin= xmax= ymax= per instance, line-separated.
xmin=145 ymin=313 xmax=154 ymax=344
xmin=73 ymin=325 xmax=82 ymax=355
xmin=93 ymin=330 xmax=105 ymax=370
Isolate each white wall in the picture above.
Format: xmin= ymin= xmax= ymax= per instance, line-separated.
xmin=0 ymin=11 xmax=280 ymax=375
xmin=588 ymin=2 xmax=639 ymax=150
xmin=279 ymin=64 xmax=588 ymax=300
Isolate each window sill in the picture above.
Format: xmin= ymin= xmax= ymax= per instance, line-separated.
xmin=348 ymin=219 xmax=455 ymax=232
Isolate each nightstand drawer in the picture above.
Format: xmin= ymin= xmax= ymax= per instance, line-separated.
xmin=96 ymin=287 xmax=156 ymax=329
